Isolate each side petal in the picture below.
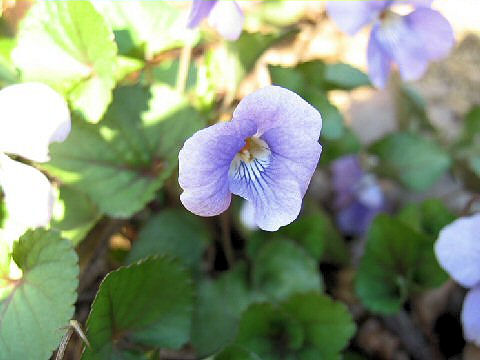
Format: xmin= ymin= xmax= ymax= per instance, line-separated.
xmin=232 ymin=86 xmax=322 ymax=143
xmin=406 ymin=8 xmax=454 ymax=61
xmin=187 ymin=0 xmax=217 ymax=29
xmin=331 ymin=155 xmax=364 ymax=208
xmin=0 ymin=82 xmax=70 ymax=163
xmin=0 ymin=153 xmax=54 ymax=230
xmin=208 ymin=0 xmax=244 ymax=41
xmin=326 ymin=1 xmax=387 ymax=35
xmin=367 ymin=25 xmax=392 ymax=88
xmin=229 ymin=153 xmax=304 ymax=232
xmin=462 ymin=286 xmax=480 ymax=346
xmin=178 ymin=120 xmax=255 ymax=217
xmin=434 ymin=214 xmax=480 ymax=288
xmin=374 ymin=14 xmax=429 ymax=82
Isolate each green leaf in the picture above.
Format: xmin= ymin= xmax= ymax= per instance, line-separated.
xmin=455 ymin=106 xmax=480 ymax=188
xmin=282 ymin=293 xmax=356 ymax=359
xmin=397 ymin=198 xmax=456 ymax=239
xmin=13 ymin=1 xmax=118 ymax=123
xmin=95 ymin=1 xmax=195 ymax=59
xmin=191 ymin=265 xmax=252 ymax=358
xmin=0 ymin=229 xmax=78 ymax=360
xmin=303 ymin=88 xmax=345 ymax=140
xmin=217 ymin=293 xmax=355 ymax=360
xmin=320 ymin=128 xmax=362 ymax=165
xmin=0 ymin=38 xmax=18 ymax=85
xmin=324 ymin=63 xmax=370 ymax=90
xmin=356 ymin=215 xmax=448 ymax=314
xmin=82 ymin=257 xmax=194 ymax=359
xmin=44 ymin=85 xmax=205 ymax=217
xmin=281 ymin=212 xmax=349 ymax=265
xmin=51 ymin=185 xmax=101 ymax=245
xmin=370 ymin=132 xmax=451 ymax=191
xmin=126 ymin=209 xmax=210 ymax=270
xmin=268 ymin=65 xmax=305 ymax=94
xmin=252 ymin=239 xmax=323 ymax=301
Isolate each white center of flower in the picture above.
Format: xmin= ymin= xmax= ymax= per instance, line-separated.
xmin=229 ymin=136 xmax=271 ymax=182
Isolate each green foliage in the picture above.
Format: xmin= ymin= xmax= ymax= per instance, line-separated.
xmin=51 ymin=185 xmax=100 ymax=245
xmin=191 ymin=265 xmax=252 ymax=358
xmin=252 ymin=239 xmax=323 ymax=301
xmin=356 ymin=215 xmax=448 ymax=314
xmin=44 ymin=85 xmax=205 ymax=217
xmin=370 ymin=132 xmax=451 ymax=191
xmin=13 ymin=1 xmax=118 ymax=123
xmin=0 ymin=229 xmax=78 ymax=360
xmin=217 ymin=293 xmax=356 ymax=360
xmin=95 ymin=1 xmax=195 ymax=59
xmin=126 ymin=209 xmax=211 ymax=270
xmin=323 ymin=63 xmax=371 ymax=90
xmin=82 ymin=257 xmax=194 ymax=359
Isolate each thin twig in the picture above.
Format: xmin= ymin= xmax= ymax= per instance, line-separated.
xmin=175 ymin=35 xmax=193 ymax=93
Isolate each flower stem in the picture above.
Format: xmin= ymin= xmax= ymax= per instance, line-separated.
xmin=220 ymin=212 xmax=235 ymax=267
xmin=175 ymin=36 xmax=193 ymax=94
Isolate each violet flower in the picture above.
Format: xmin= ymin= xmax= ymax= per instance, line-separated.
xmin=435 ymin=213 xmax=480 ymax=346
xmin=327 ymin=0 xmax=454 ymax=88
xmin=331 ymin=155 xmax=385 ymax=236
xmin=178 ymin=86 xmax=322 ymax=231
xmin=187 ymin=0 xmax=244 ymax=41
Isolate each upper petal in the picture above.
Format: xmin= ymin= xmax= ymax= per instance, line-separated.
xmin=208 ymin=0 xmax=244 ymax=40
xmin=0 ymin=82 xmax=70 ymax=162
xmin=367 ymin=24 xmax=392 ymax=88
xmin=232 ymin=85 xmax=322 ymax=143
xmin=0 ymin=153 xmax=54 ymax=232
xmin=434 ymin=213 xmax=480 ymax=288
xmin=462 ymin=286 xmax=480 ymax=346
xmin=406 ymin=8 xmax=454 ymax=61
xmin=326 ymin=1 xmax=388 ymax=35
xmin=187 ymin=0 xmax=217 ymax=28
xmin=178 ymin=120 xmax=255 ymax=217
xmin=373 ymin=14 xmax=429 ymax=82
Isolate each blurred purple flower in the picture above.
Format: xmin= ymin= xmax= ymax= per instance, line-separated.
xmin=435 ymin=213 xmax=480 ymax=346
xmin=327 ymin=1 xmax=454 ymax=88
xmin=178 ymin=86 xmax=322 ymax=231
xmin=187 ymin=0 xmax=244 ymax=40
xmin=331 ymin=155 xmax=385 ymax=236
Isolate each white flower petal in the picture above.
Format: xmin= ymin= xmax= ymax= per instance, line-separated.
xmin=0 ymin=82 xmax=70 ymax=162
xmin=208 ymin=0 xmax=244 ymax=41
xmin=434 ymin=213 xmax=480 ymax=288
xmin=0 ymin=153 xmax=55 ymax=232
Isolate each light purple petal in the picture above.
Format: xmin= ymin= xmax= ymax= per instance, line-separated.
xmin=0 ymin=82 xmax=70 ymax=162
xmin=402 ymin=0 xmax=434 ymax=7
xmin=367 ymin=24 xmax=393 ymax=88
xmin=228 ymin=86 xmax=322 ymax=231
xmin=233 ymin=86 xmax=322 ymax=144
xmin=337 ymin=201 xmax=380 ymax=236
xmin=178 ymin=120 xmax=255 ymax=217
xmin=406 ymin=8 xmax=454 ymax=61
xmin=331 ymin=155 xmax=364 ymax=208
xmin=462 ymin=286 xmax=480 ymax=346
xmin=434 ymin=214 xmax=480 ymax=288
xmin=208 ymin=0 xmax=244 ymax=40
xmin=0 ymin=153 xmax=55 ymax=231
xmin=187 ymin=0 xmax=217 ymax=29
xmin=327 ymin=1 xmax=388 ymax=35
xmin=229 ymin=153 xmax=304 ymax=232
xmin=373 ymin=14 xmax=429 ymax=82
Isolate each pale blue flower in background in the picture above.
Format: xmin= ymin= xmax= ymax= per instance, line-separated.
xmin=435 ymin=213 xmax=480 ymax=346
xmin=187 ymin=0 xmax=244 ymax=40
xmin=327 ymin=0 xmax=454 ymax=88
xmin=0 ymin=83 xmax=70 ymax=242
xmin=331 ymin=155 xmax=385 ymax=236
xmin=178 ymin=86 xmax=322 ymax=231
